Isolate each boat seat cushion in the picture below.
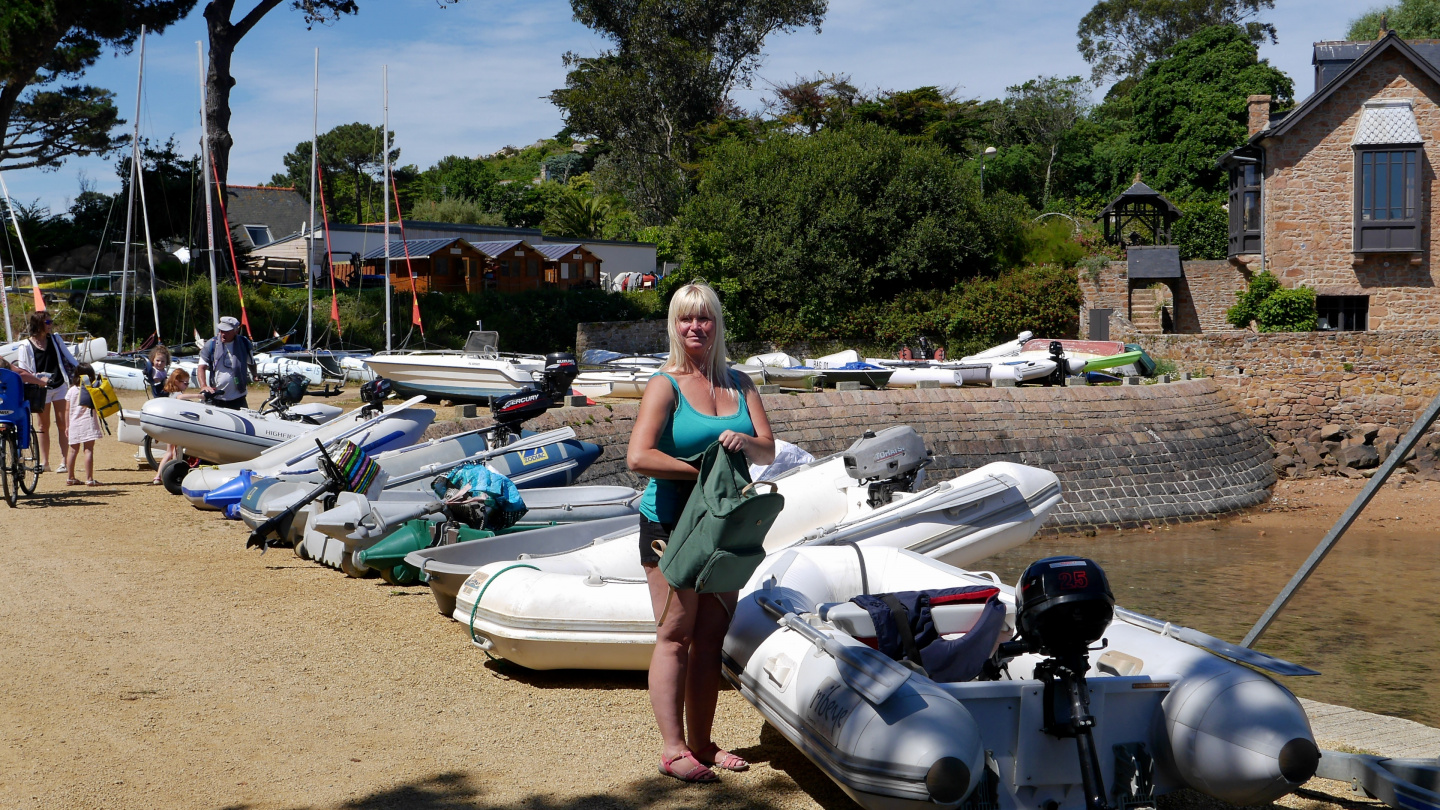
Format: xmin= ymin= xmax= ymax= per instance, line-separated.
xmin=841 ymin=587 xmax=1007 ymax=684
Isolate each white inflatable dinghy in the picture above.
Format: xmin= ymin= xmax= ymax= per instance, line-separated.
xmin=454 ymin=427 xmax=1062 ymax=671
xmin=137 ymin=396 xmax=345 ymax=465
xmin=177 ymin=395 xmax=434 ymax=506
xmin=724 ymin=546 xmax=1320 ymax=810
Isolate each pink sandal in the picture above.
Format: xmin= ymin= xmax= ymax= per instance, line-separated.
xmin=695 ymin=742 xmax=749 ymax=772
xmin=659 ymin=750 xmax=718 ymax=783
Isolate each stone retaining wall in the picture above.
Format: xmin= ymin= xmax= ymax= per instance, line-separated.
xmin=1139 ymin=330 xmax=1440 ymax=441
xmin=575 ymin=320 xmax=668 ymax=356
xmin=424 ymin=379 xmax=1275 ymax=532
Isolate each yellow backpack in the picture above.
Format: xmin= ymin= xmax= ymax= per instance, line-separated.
xmin=82 ymin=375 xmax=121 ymax=420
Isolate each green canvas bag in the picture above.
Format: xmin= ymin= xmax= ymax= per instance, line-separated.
xmin=658 ymin=441 xmax=785 ymax=594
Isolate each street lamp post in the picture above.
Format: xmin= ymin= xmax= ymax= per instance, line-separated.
xmin=980 ymin=146 xmax=997 ymax=197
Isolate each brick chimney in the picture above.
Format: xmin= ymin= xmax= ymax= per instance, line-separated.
xmin=1248 ymin=95 xmax=1272 ymax=136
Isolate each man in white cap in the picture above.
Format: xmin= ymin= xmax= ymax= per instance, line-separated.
xmin=197 ymin=315 xmax=256 ymax=410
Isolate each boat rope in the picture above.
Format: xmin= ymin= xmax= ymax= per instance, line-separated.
xmin=209 ymin=161 xmax=251 ymax=338
xmin=468 ymin=563 xmax=538 ymax=660
xmin=838 ymin=539 xmax=869 ymax=595
xmin=389 ymin=182 xmax=423 ymax=339
xmin=315 ymin=166 xmax=341 ymax=336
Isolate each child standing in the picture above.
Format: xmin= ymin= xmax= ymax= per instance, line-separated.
xmin=153 ymin=368 xmax=200 ymax=484
xmin=65 ymin=363 xmax=104 ymax=486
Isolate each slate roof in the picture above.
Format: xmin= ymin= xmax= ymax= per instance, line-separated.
xmin=1097 ymin=179 xmax=1183 ymax=218
xmin=1352 ymin=99 xmax=1423 ymax=145
xmin=359 ymin=237 xmax=472 ymax=261
xmin=1264 ymin=33 xmax=1440 ymax=142
xmin=471 ymin=240 xmax=526 ymax=258
xmin=224 ymin=186 xmax=312 ymax=248
xmin=532 ymin=243 xmax=586 ymax=260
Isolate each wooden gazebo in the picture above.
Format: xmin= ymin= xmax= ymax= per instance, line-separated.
xmin=1097 ymin=175 xmax=1182 ymax=246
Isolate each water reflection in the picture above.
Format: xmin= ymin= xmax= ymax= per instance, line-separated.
xmin=984 ymin=519 xmax=1440 ymax=726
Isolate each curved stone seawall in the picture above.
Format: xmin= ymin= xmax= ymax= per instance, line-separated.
xmin=425 ymin=378 xmax=1275 ymax=531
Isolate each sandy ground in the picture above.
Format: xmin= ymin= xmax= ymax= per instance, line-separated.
xmin=0 ymin=391 xmax=1422 ymax=810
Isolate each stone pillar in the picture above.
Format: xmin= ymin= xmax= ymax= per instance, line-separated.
xmin=1247 ymin=95 xmax=1272 ymax=136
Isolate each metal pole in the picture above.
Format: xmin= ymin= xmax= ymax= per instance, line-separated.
xmin=382 ymin=65 xmax=391 ymax=354
xmin=198 ymin=41 xmax=220 ymax=336
xmin=0 ymin=170 xmax=41 ymax=319
xmin=137 ymin=144 xmax=163 ymax=343
xmin=307 ymin=48 xmax=318 ymax=351
xmin=0 ymin=259 xmax=10 ymax=341
xmin=118 ymin=25 xmax=146 ymax=353
xmin=1242 ymin=386 xmax=1440 ymax=647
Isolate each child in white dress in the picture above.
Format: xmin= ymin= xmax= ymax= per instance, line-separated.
xmin=65 ymin=364 xmax=103 ymax=486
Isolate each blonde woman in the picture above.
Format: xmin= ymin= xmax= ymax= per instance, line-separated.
xmin=627 ymin=280 xmax=776 ymax=782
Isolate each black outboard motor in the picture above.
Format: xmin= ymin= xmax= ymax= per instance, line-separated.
xmin=359 ymin=377 xmax=394 ymax=419
xmin=1045 ymin=341 xmax=1068 ymax=387
xmin=997 ymin=556 xmax=1116 ymax=810
xmin=488 ymin=352 xmax=578 ymax=444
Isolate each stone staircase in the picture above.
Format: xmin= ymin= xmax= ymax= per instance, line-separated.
xmin=1129 ymin=286 xmax=1170 ymax=335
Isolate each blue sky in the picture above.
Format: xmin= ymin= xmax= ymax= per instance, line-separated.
xmin=4 ymin=0 xmax=1362 ymax=215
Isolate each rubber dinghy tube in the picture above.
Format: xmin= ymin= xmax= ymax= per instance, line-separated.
xmin=469 ymin=564 xmax=539 ymax=660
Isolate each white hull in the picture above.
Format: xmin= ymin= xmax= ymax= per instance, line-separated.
xmin=178 ymin=398 xmax=435 ymax=507
xmin=363 ymin=352 xmax=542 ymax=400
xmin=454 ymin=458 xmax=1061 ymax=671
xmin=724 ymin=547 xmax=1318 ymax=810
xmin=138 ymin=397 xmax=344 ymax=462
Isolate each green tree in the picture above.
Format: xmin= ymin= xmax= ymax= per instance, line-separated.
xmin=1348 ymin=0 xmax=1440 ymax=38
xmin=550 ymin=0 xmax=827 ymax=222
xmin=544 ymin=190 xmax=613 ymax=239
xmin=270 ymin=122 xmax=397 ymax=224
xmin=676 ymin=122 xmax=1026 ymax=340
xmin=1172 ymin=200 xmax=1228 ymax=259
xmin=118 ymin=136 xmax=200 ymax=242
xmin=1225 ymin=268 xmax=1279 ymax=327
xmin=852 ymin=86 xmax=990 ymax=156
xmin=1128 ymin=25 xmax=1292 ymax=198
xmin=0 ymin=0 xmax=195 ymax=170
xmin=1077 ymin=0 xmax=1277 ymax=84
xmin=409 ymin=196 xmax=503 ymax=226
xmin=764 ymin=72 xmax=861 ymax=134
xmin=998 ymin=76 xmax=1093 ymax=208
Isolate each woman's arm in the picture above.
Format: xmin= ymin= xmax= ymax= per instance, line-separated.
xmin=626 ymin=375 xmax=700 ymax=480
xmin=718 ymin=376 xmax=775 ymax=466
xmin=11 ymin=343 xmax=42 ymax=385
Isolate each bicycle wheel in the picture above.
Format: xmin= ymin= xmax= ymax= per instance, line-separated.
xmin=143 ymin=436 xmax=160 ymax=471
xmin=18 ymin=427 xmax=41 ymax=495
xmin=1 ymin=431 xmax=16 ymax=508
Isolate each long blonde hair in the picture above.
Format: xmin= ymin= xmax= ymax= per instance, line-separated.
xmin=662 ymin=280 xmax=733 ymax=391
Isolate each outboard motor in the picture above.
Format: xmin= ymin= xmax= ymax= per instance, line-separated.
xmin=359 ymin=377 xmax=394 ymax=419
xmin=998 ymin=556 xmax=1117 ymax=810
xmin=260 ymin=373 xmax=312 ymax=420
xmin=841 ymin=425 xmax=933 ymax=508
xmin=487 ymin=352 xmax=578 ymax=444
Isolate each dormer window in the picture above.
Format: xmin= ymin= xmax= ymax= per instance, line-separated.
xmin=1353 ymin=99 xmax=1423 ymax=253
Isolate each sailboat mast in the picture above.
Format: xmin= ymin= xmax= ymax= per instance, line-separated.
xmin=0 ymin=170 xmax=42 ymax=324
xmin=307 ymin=49 xmax=318 ymax=351
xmin=197 ymin=41 xmax=220 ymax=337
xmin=382 ymin=65 xmax=392 ymax=353
xmin=137 ymin=147 xmax=162 ymax=343
xmin=118 ymin=26 xmax=147 ymax=353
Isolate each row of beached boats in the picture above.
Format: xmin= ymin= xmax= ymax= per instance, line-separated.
xmin=109 ymin=348 xmax=1325 ymax=810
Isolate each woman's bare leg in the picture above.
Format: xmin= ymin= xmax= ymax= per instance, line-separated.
xmin=645 ymin=564 xmax=702 ymax=760
xmin=51 ymin=401 xmax=68 ymax=456
xmin=685 ymin=590 xmax=737 ymax=757
xmin=35 ymin=406 xmax=51 ymax=468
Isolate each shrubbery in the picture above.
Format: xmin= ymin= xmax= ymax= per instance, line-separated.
xmin=1173 ymin=201 xmax=1228 ymax=260
xmin=1225 ymin=270 xmax=1316 ymax=332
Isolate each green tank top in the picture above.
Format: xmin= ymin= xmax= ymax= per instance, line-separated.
xmin=639 ymin=371 xmax=754 ymax=523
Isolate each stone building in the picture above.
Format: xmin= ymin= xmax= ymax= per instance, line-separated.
xmin=1218 ymin=31 xmax=1440 ymax=332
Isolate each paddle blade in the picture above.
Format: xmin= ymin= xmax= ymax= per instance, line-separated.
xmin=777 ymin=613 xmax=911 ymax=705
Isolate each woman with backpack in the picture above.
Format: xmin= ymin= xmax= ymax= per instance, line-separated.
xmin=626 ymin=280 xmax=776 ymax=783
xmin=10 ymin=311 xmax=77 ymax=474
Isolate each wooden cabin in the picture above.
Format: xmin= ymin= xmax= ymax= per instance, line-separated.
xmin=360 ymin=237 xmax=488 ymax=294
xmin=472 ymin=240 xmax=552 ymax=294
xmin=534 ymin=243 xmax=603 ymax=289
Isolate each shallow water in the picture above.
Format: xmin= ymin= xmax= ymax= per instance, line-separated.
xmin=983 ymin=518 xmax=1440 ymax=727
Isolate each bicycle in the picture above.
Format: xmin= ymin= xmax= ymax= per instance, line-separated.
xmin=0 ymin=368 xmax=42 ymax=507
